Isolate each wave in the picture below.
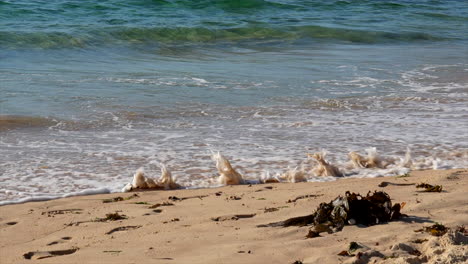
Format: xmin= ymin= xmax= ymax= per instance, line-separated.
xmin=415 ymin=12 xmax=468 ymax=21
xmin=0 ymin=115 xmax=57 ymax=131
xmin=0 ymin=188 xmax=111 ymax=206
xmin=0 ymin=25 xmax=448 ymax=49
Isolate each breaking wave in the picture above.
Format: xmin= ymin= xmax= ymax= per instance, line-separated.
xmin=0 ymin=25 xmax=448 ymax=49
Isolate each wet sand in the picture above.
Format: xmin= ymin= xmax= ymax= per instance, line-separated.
xmin=0 ymin=169 xmax=467 ymax=264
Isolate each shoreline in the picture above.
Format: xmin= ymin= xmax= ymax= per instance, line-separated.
xmin=1 ymin=168 xmax=467 ymax=263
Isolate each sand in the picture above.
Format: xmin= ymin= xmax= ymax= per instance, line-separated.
xmin=0 ymin=169 xmax=467 ymax=264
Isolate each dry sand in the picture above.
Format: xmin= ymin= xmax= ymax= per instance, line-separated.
xmin=1 ymin=169 xmax=467 ymax=264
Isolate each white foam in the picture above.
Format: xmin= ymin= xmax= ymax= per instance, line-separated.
xmin=1 ymin=63 xmax=467 ymax=204
xmin=0 ymin=188 xmax=111 ymax=206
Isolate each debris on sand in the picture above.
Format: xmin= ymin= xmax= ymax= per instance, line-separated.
xmin=416 ymin=183 xmax=443 ymax=192
xmin=455 ymin=225 xmax=468 ymax=236
xmin=412 ymin=238 xmax=428 ymax=244
xmin=168 ymin=195 xmax=208 ymax=202
xmin=287 ymin=194 xmax=323 ymax=203
xmin=424 ymin=223 xmax=448 ymax=236
xmin=264 ymin=207 xmax=279 ymax=213
xmin=291 ymin=260 xmax=303 ymax=264
xmin=258 ymin=191 xmax=404 ymax=238
xmin=149 ymin=202 xmax=174 ymax=209
xmin=96 ymin=212 xmax=127 ymax=222
xmin=378 ymin=181 xmax=414 ymax=187
xmin=103 ymin=194 xmax=139 ymax=203
xmin=211 ymin=214 xmax=255 ymax=222
xmin=337 ymin=241 xmax=365 ymax=256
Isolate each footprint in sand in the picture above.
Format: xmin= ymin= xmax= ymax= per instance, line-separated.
xmin=41 ymin=209 xmax=83 ymax=217
xmin=23 ymin=248 xmax=78 ymax=260
xmin=106 ymin=226 xmax=142 ymax=235
xmin=46 ymin=237 xmax=72 ymax=246
xmin=211 ymin=214 xmax=256 ymax=222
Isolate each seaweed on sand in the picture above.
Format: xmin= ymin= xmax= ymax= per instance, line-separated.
xmin=424 ymin=223 xmax=448 ymax=236
xmin=416 ymin=183 xmax=443 ymax=192
xmin=95 ymin=212 xmax=127 ymax=222
xmin=258 ymin=191 xmax=404 ymax=237
xmin=103 ymin=194 xmax=139 ymax=203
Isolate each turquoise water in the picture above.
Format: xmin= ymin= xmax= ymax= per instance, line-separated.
xmin=0 ymin=0 xmax=467 ymax=203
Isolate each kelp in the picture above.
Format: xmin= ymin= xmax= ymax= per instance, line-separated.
xmin=378 ymin=181 xmax=414 ymax=187
xmin=416 ymin=183 xmax=443 ymax=192
xmin=337 ymin=241 xmax=364 ymax=256
xmin=258 ymin=191 xmax=404 ymax=237
xmin=412 ymin=238 xmax=428 ymax=244
xmin=455 ymin=225 xmax=467 ymax=236
xmin=95 ymin=212 xmax=127 ymax=222
xmin=102 ymin=194 xmax=139 ymax=203
xmin=168 ymin=195 xmax=208 ymax=201
xmin=425 ymin=223 xmax=448 ymax=236
xmin=148 ymin=202 xmax=174 ymax=208
xmin=287 ymin=194 xmax=323 ymax=203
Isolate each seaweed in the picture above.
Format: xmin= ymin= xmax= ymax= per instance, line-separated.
xmin=337 ymin=242 xmax=363 ymax=257
xmin=378 ymin=181 xmax=415 ymax=187
xmin=424 ymin=223 xmax=448 ymax=236
xmin=348 ymin=242 xmax=362 ymax=253
xmin=149 ymin=202 xmax=174 ymax=208
xmin=168 ymin=195 xmax=208 ymax=201
xmin=258 ymin=191 xmax=404 ymax=237
xmin=41 ymin=209 xmax=82 ymax=216
xmin=306 ymin=230 xmax=321 ymax=238
xmin=416 ymin=183 xmax=442 ymax=192
xmin=163 ymin=218 xmax=180 ymax=224
xmin=103 ymin=197 xmax=124 ymax=203
xmin=95 ymin=212 xmax=127 ymax=222
xmin=412 ymin=238 xmax=428 ymax=244
xmin=455 ymin=225 xmax=467 ymax=236
xmin=103 ymin=194 xmax=139 ymax=203
xmin=287 ymin=194 xmax=323 ymax=203
xmin=264 ymin=207 xmax=279 ymax=213
xmin=211 ymin=214 xmax=256 ymax=222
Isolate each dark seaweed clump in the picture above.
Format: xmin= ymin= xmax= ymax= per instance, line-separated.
xmin=416 ymin=183 xmax=443 ymax=192
xmin=259 ymin=191 xmax=404 ymax=237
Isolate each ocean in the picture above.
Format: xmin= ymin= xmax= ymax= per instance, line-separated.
xmin=1 ymin=0 xmax=467 ymax=204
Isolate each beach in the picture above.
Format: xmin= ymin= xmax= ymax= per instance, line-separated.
xmin=1 ymin=1 xmax=467 ymax=262
xmin=1 ymin=0 xmax=468 ymax=203
xmin=1 ymin=168 xmax=466 ymax=263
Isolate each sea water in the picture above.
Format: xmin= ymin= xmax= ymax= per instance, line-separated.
xmin=1 ymin=0 xmax=467 ymax=204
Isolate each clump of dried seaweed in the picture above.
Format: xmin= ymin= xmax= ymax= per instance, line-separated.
xmin=102 ymin=194 xmax=139 ymax=203
xmin=416 ymin=183 xmax=442 ymax=192
xmin=95 ymin=212 xmax=127 ymax=222
xmin=258 ymin=191 xmax=404 ymax=238
xmin=424 ymin=223 xmax=448 ymax=236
